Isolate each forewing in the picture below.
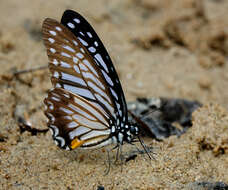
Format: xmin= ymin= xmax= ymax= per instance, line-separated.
xmin=61 ymin=10 xmax=128 ymax=123
xmin=42 ymin=18 xmax=116 ymax=120
xmin=44 ymin=88 xmax=112 ymax=150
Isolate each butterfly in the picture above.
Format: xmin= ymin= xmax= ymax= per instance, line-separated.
xmin=42 ymin=10 xmax=150 ymax=160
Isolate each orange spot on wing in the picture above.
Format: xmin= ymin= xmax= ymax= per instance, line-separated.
xmin=71 ymin=138 xmax=85 ymax=149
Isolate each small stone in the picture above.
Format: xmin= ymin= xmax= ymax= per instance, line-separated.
xmin=210 ymin=52 xmax=225 ymax=67
xmin=198 ymin=55 xmax=212 ymax=69
xmin=198 ymin=75 xmax=212 ymax=89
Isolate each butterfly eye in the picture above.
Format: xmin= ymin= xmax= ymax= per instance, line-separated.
xmin=130 ymin=126 xmax=136 ymax=135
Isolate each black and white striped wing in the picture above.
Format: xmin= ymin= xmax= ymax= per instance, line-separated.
xmin=42 ymin=18 xmax=117 ymax=120
xmin=42 ymin=17 xmax=124 ymax=149
xmin=61 ymin=10 xmax=128 ymax=124
xmin=44 ymin=88 xmax=112 ymax=150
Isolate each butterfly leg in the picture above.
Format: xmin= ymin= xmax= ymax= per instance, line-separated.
xmin=138 ymin=136 xmax=155 ymax=160
xmin=129 ymin=142 xmax=145 ymax=159
xmin=119 ymin=144 xmax=125 ymax=172
xmin=104 ymin=149 xmax=111 ymax=175
xmin=114 ymin=144 xmax=124 ymax=166
xmin=110 ymin=143 xmax=119 ymax=164
xmin=114 ymin=145 xmax=120 ymax=164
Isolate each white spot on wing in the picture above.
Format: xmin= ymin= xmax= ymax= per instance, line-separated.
xmin=67 ymin=22 xmax=75 ymax=29
xmin=69 ymin=127 xmax=90 ymax=140
xmin=50 ymin=48 xmax=56 ymax=53
xmin=63 ymin=45 xmax=75 ymax=53
xmin=79 ymin=31 xmax=85 ymax=36
xmin=83 ymin=59 xmax=98 ymax=77
xmin=88 ymin=46 xmax=96 ymax=53
xmin=53 ymin=71 xmax=59 ymax=78
xmin=49 ymin=31 xmax=56 ymax=36
xmin=101 ymin=70 xmax=113 ymax=86
xmin=95 ymin=54 xmax=108 ymax=72
xmin=59 ymin=107 xmax=74 ymax=114
xmin=56 ymin=26 xmax=62 ymax=31
xmin=50 ymin=125 xmax=59 ymax=137
xmin=63 ymin=93 xmax=70 ymax=98
xmin=61 ymin=52 xmax=71 ymax=58
xmin=76 ymin=52 xmax=84 ymax=59
xmin=51 ymin=96 xmax=60 ymax=102
xmin=51 ymin=92 xmax=60 ymax=98
xmin=110 ymin=88 xmax=118 ymax=100
xmin=73 ymin=57 xmax=79 ymax=64
xmin=68 ymin=121 xmax=78 ymax=128
xmin=61 ymin=72 xmax=86 ymax=86
xmin=80 ymin=48 xmax=85 ymax=53
xmin=73 ymin=65 xmax=80 ymax=73
xmin=74 ymin=18 xmax=80 ymax=23
xmin=63 ymin=84 xmax=95 ymax=100
xmin=60 ymin=61 xmax=71 ymax=68
xmin=64 ymin=116 xmax=72 ymax=120
xmin=52 ymin=59 xmax=58 ymax=65
xmin=80 ymin=130 xmax=110 ymax=141
xmin=48 ymin=38 xmax=55 ymax=43
xmin=55 ymin=136 xmax=65 ymax=147
xmin=78 ymin=37 xmax=88 ymax=46
xmin=79 ymin=63 xmax=88 ymax=71
xmin=73 ymin=40 xmax=78 ymax=46
xmin=87 ymin=32 xmax=92 ymax=38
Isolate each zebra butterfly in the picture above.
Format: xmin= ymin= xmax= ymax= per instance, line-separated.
xmin=42 ymin=10 xmax=150 ymax=158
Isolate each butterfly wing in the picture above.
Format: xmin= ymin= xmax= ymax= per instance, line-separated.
xmin=42 ymin=18 xmax=117 ymax=120
xmin=61 ymin=10 xmax=128 ymax=124
xmin=44 ymin=88 xmax=112 ymax=150
xmin=42 ymin=17 xmax=126 ymax=149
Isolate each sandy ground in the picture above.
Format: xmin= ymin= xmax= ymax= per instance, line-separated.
xmin=0 ymin=0 xmax=228 ymax=189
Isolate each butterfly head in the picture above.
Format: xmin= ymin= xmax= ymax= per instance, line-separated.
xmin=127 ymin=123 xmax=139 ymax=142
xmin=129 ymin=124 xmax=139 ymax=135
xmin=126 ymin=122 xmax=153 ymax=160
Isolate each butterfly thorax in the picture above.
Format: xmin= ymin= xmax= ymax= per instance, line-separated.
xmin=110 ymin=120 xmax=139 ymax=145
